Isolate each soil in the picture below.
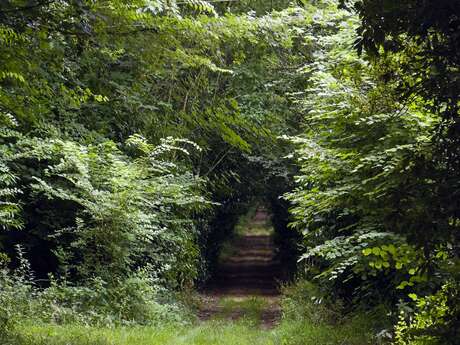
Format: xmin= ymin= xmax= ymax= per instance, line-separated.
xmin=198 ymin=208 xmax=283 ymax=329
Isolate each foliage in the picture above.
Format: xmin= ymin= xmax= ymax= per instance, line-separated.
xmin=0 ymin=155 xmax=22 ymax=231
xmin=285 ymin=0 xmax=460 ymax=342
xmin=3 ymin=0 xmax=459 ymax=342
xmin=3 ymin=298 xmax=382 ymax=345
xmin=0 ymin=0 xmax=306 ymax=333
xmin=346 ymin=0 xmax=460 ymax=120
xmin=3 ymin=133 xmax=207 ymax=288
xmin=0 ymin=265 xmax=190 ymax=335
xmin=0 ymin=135 xmax=206 ymax=329
xmin=0 ymin=117 xmax=22 ymax=231
xmin=281 ymin=280 xmax=392 ymax=343
xmin=281 ymin=280 xmax=344 ymax=325
xmin=0 ymin=246 xmax=34 ymax=335
xmin=395 ymin=281 xmax=460 ymax=345
xmin=286 ymin=1 xmax=407 ymax=298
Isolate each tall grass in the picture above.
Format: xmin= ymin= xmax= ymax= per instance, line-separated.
xmin=5 ymin=316 xmax=381 ymax=345
xmin=3 ymin=280 xmax=391 ymax=345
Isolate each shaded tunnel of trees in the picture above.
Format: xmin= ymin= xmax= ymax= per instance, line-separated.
xmin=1 ymin=1 xmax=460 ymax=344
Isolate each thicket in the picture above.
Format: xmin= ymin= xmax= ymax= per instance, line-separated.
xmin=1 ymin=0 xmax=459 ymax=344
xmin=286 ymin=1 xmax=460 ymax=344
xmin=0 ymin=0 xmax=304 ymax=332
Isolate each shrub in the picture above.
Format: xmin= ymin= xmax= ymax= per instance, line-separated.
xmin=0 ymin=134 xmax=207 ymax=329
xmin=1 ymin=134 xmax=208 ymax=288
xmin=395 ymin=281 xmax=460 ymax=345
xmin=281 ymin=280 xmax=343 ymax=325
xmin=0 ymin=253 xmax=192 ymax=329
xmin=0 ymin=247 xmax=35 ymax=337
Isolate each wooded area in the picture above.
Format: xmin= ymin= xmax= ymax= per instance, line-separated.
xmin=1 ymin=1 xmax=459 ymax=344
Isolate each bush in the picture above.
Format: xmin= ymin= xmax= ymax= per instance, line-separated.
xmin=0 ymin=132 xmax=208 ymax=332
xmin=1 ymin=132 xmax=209 ymax=286
xmin=395 ymin=281 xmax=460 ymax=345
xmin=0 ymin=248 xmax=35 ymax=338
xmin=281 ymin=280 xmax=343 ymax=325
xmin=280 ymin=280 xmax=393 ymax=344
xmin=0 ymin=254 xmax=192 ymax=331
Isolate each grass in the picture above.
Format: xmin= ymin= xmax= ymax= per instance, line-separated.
xmin=4 ymin=284 xmax=382 ymax=345
xmin=5 ymin=316 xmax=378 ymax=345
xmin=218 ymin=296 xmax=268 ymax=322
xmin=1 ymin=285 xmax=385 ymax=344
xmin=1 ymin=278 xmax=385 ymax=345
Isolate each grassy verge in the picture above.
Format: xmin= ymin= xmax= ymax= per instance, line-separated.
xmin=5 ymin=315 xmax=379 ymax=345
xmin=3 ymin=280 xmax=389 ymax=345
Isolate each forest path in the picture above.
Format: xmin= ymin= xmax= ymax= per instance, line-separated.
xmin=198 ymin=208 xmax=282 ymax=329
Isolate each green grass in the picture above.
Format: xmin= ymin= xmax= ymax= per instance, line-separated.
xmin=3 ymin=287 xmax=382 ymax=345
xmin=5 ymin=316 xmax=377 ymax=345
xmin=218 ymin=296 xmax=268 ymax=322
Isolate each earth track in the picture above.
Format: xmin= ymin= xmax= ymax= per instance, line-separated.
xmin=198 ymin=208 xmax=283 ymax=328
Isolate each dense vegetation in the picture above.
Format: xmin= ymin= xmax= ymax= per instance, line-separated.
xmin=286 ymin=1 xmax=460 ymax=344
xmin=1 ymin=0 xmax=459 ymax=344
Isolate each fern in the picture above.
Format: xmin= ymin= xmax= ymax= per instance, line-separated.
xmin=0 ymin=113 xmax=22 ymax=230
xmin=0 ymin=71 xmax=26 ymax=83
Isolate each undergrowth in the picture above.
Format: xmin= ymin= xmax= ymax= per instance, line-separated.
xmin=3 ymin=313 xmax=386 ymax=345
xmin=3 ymin=317 xmax=387 ymax=345
xmin=1 ymin=279 xmax=391 ymax=345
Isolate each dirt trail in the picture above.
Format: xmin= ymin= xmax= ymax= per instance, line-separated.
xmin=198 ymin=208 xmax=282 ymax=328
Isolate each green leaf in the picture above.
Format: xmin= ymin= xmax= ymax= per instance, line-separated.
xmin=408 ymin=293 xmax=417 ymax=301
xmin=372 ymin=247 xmax=381 ymax=256
xmin=397 ymin=281 xmax=409 ymax=290
xmin=362 ymin=248 xmax=372 ymax=256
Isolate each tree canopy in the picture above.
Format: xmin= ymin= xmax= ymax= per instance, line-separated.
xmin=1 ymin=1 xmax=459 ymax=344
